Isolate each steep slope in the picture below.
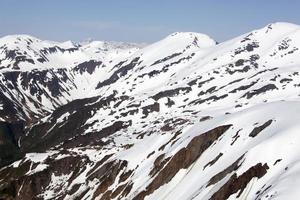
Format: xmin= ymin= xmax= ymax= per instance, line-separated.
xmin=1 ymin=22 xmax=300 ymax=200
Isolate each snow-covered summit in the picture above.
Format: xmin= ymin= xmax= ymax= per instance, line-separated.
xmin=166 ymin=31 xmax=216 ymax=47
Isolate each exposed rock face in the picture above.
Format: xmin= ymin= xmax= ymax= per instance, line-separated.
xmin=249 ymin=120 xmax=273 ymax=137
xmin=73 ymin=60 xmax=103 ymax=74
xmin=210 ymin=163 xmax=269 ymax=200
xmin=134 ymin=125 xmax=232 ymax=199
xmin=203 ymin=152 xmax=223 ymax=170
xmin=207 ymin=155 xmax=245 ymax=187
xmin=0 ymin=121 xmax=24 ymax=168
xmin=0 ymin=155 xmax=90 ymax=200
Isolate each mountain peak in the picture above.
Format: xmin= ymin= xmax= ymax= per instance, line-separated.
xmin=0 ymin=34 xmax=41 ymax=45
xmin=165 ymin=31 xmax=216 ymax=48
xmin=266 ymin=22 xmax=300 ymax=30
xmin=255 ymin=22 xmax=300 ymax=37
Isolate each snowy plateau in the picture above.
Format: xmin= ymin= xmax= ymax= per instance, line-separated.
xmin=1 ymin=22 xmax=300 ymax=200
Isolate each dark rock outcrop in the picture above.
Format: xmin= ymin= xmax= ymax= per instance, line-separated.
xmin=249 ymin=120 xmax=273 ymax=137
xmin=210 ymin=163 xmax=269 ymax=199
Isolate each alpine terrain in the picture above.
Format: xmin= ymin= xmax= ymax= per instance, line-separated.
xmin=1 ymin=22 xmax=300 ymax=200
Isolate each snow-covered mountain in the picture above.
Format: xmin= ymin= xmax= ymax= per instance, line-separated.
xmin=0 ymin=35 xmax=141 ymax=121
xmin=1 ymin=22 xmax=300 ymax=200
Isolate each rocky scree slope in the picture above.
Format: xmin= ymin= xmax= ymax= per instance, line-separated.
xmin=1 ymin=23 xmax=300 ymax=200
